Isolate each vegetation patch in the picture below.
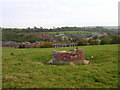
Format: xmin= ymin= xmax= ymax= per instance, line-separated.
xmin=2 ymin=44 xmax=118 ymax=88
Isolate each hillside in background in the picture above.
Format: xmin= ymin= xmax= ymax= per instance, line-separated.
xmin=2 ymin=26 xmax=118 ymax=43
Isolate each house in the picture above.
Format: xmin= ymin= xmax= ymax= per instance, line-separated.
xmin=69 ymin=43 xmax=77 ymax=47
xmin=103 ymin=32 xmax=107 ymax=35
xmin=53 ymin=43 xmax=67 ymax=48
xmin=61 ymin=35 xmax=68 ymax=40
xmin=84 ymin=38 xmax=90 ymax=40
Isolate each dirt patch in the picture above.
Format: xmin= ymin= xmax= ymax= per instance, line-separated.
xmin=69 ymin=62 xmax=75 ymax=66
xmin=33 ymin=62 xmax=44 ymax=65
xmin=4 ymin=76 xmax=14 ymax=81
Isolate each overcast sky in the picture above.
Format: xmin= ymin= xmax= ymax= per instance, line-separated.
xmin=0 ymin=0 xmax=119 ymax=28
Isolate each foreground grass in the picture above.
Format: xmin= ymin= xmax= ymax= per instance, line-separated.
xmin=2 ymin=44 xmax=118 ymax=88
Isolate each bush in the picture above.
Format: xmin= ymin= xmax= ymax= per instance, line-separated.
xmin=89 ymin=39 xmax=99 ymax=45
xmin=77 ymin=41 xmax=84 ymax=46
xmin=100 ymin=38 xmax=111 ymax=45
xmin=111 ymin=36 xmax=119 ymax=44
xmin=43 ymin=42 xmax=53 ymax=48
xmin=19 ymin=44 xmax=25 ymax=48
xmin=82 ymin=39 xmax=88 ymax=45
xmin=34 ymin=45 xmax=39 ymax=48
xmin=39 ymin=45 xmax=43 ymax=48
xmin=93 ymin=40 xmax=99 ymax=45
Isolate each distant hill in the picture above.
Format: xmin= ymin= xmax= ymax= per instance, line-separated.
xmin=83 ymin=26 xmax=118 ymax=29
xmin=102 ymin=26 xmax=118 ymax=29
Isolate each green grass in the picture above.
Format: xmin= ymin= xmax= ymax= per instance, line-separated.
xmin=41 ymin=31 xmax=99 ymax=35
xmin=22 ymin=31 xmax=99 ymax=35
xmin=2 ymin=44 xmax=118 ymax=88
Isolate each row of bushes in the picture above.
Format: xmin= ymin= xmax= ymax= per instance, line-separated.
xmin=77 ymin=36 xmax=120 ymax=46
xmin=19 ymin=36 xmax=120 ymax=48
xmin=19 ymin=42 xmax=53 ymax=48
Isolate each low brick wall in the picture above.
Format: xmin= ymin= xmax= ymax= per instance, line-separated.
xmin=52 ymin=49 xmax=84 ymax=64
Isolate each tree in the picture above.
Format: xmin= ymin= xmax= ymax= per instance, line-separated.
xmin=111 ymin=36 xmax=119 ymax=44
xmin=43 ymin=42 xmax=53 ymax=48
xmin=89 ymin=39 xmax=99 ymax=45
xmin=89 ymin=40 xmax=94 ymax=45
xmin=93 ymin=40 xmax=99 ymax=45
xmin=19 ymin=44 xmax=25 ymax=48
xmin=100 ymin=37 xmax=111 ymax=45
xmin=77 ymin=41 xmax=84 ymax=46
xmin=57 ymin=37 xmax=62 ymax=42
xmin=82 ymin=39 xmax=88 ymax=45
xmin=93 ymin=36 xmax=98 ymax=40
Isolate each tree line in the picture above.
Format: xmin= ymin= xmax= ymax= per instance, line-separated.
xmin=2 ymin=26 xmax=118 ymax=44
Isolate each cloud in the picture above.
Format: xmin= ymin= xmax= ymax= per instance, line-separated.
xmin=0 ymin=0 xmax=119 ymax=28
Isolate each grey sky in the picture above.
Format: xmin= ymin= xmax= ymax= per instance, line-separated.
xmin=0 ymin=0 xmax=119 ymax=28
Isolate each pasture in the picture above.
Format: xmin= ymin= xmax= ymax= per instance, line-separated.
xmin=41 ymin=31 xmax=99 ymax=35
xmin=2 ymin=44 xmax=118 ymax=88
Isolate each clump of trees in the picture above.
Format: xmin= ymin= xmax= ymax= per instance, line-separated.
xmin=100 ymin=38 xmax=111 ymax=45
xmin=100 ymin=36 xmax=120 ymax=45
xmin=89 ymin=40 xmax=99 ymax=45
xmin=43 ymin=42 xmax=53 ymax=48
xmin=2 ymin=26 xmax=119 ymax=48
xmin=111 ymin=36 xmax=120 ymax=44
xmin=77 ymin=41 xmax=84 ymax=46
xmin=2 ymin=26 xmax=118 ymax=42
xmin=77 ymin=35 xmax=120 ymax=46
xmin=19 ymin=44 xmax=25 ymax=48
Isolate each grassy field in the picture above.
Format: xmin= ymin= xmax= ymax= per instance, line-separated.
xmin=2 ymin=44 xmax=118 ymax=88
xmin=22 ymin=31 xmax=99 ymax=35
xmin=41 ymin=31 xmax=99 ymax=35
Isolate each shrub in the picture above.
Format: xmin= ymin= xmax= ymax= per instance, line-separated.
xmin=111 ymin=36 xmax=119 ymax=44
xmin=100 ymin=38 xmax=111 ymax=45
xmin=39 ymin=45 xmax=43 ymax=48
xmin=19 ymin=44 xmax=25 ymax=48
xmin=89 ymin=40 xmax=99 ymax=45
xmin=43 ymin=42 xmax=53 ymax=48
xmin=82 ymin=39 xmax=88 ymax=45
xmin=77 ymin=41 xmax=84 ymax=46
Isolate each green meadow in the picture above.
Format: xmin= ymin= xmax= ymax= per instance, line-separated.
xmin=42 ymin=31 xmax=99 ymax=35
xmin=2 ymin=44 xmax=118 ymax=88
